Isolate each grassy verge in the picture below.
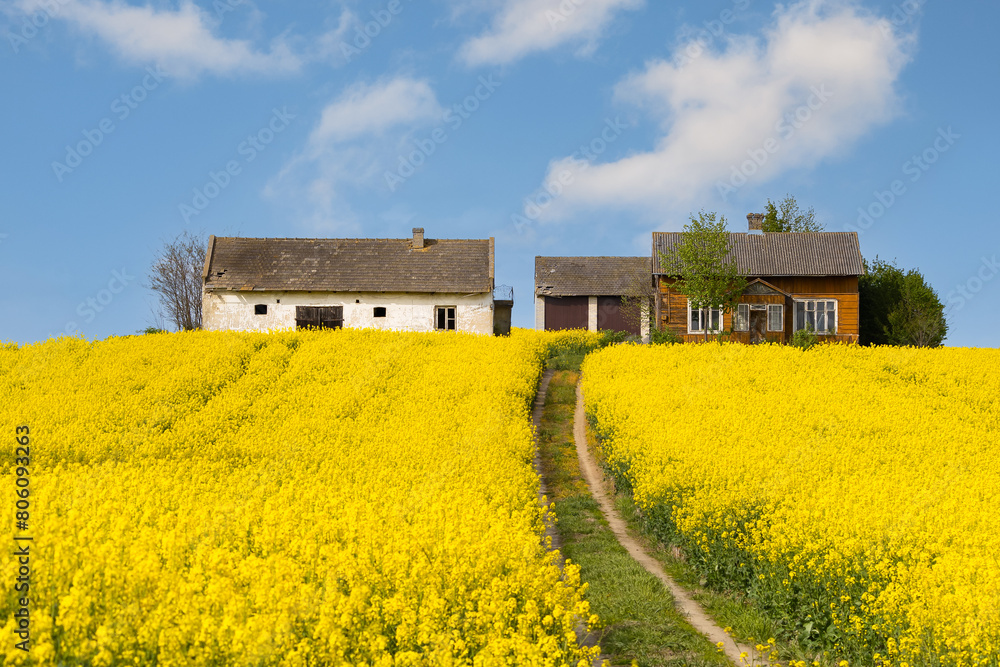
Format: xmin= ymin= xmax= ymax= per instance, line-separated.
xmin=537 ymin=368 xmax=729 ymax=667
xmin=612 ymin=495 xmax=787 ymax=656
xmin=594 ymin=431 xmax=829 ymax=667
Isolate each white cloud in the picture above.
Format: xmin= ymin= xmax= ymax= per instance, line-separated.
xmin=13 ymin=0 xmax=303 ymax=78
xmin=458 ymin=0 xmax=643 ymax=67
xmin=267 ymin=76 xmax=446 ymax=233
xmin=312 ymin=8 xmax=357 ymax=66
xmin=534 ymin=0 xmax=914 ymax=220
xmin=308 ymin=78 xmax=445 ymax=147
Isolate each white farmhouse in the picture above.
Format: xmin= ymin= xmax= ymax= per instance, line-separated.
xmin=202 ymin=228 xmax=506 ymax=335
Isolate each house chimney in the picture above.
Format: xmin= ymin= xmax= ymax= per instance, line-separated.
xmin=747 ymin=213 xmax=764 ymax=232
xmin=413 ymin=227 xmax=425 ymax=249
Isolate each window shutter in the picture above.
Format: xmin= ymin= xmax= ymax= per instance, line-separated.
xmin=296 ymin=306 xmax=317 ymax=329
xmin=318 ymin=306 xmax=343 ymax=329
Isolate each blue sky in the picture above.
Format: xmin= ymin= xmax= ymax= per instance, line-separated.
xmin=1 ymin=0 xmax=997 ymax=346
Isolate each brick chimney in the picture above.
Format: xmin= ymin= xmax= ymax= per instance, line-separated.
xmin=412 ymin=227 xmax=425 ymax=249
xmin=747 ymin=213 xmax=764 ymax=232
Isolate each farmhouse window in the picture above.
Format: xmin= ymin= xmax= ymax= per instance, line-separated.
xmin=373 ymin=307 xmax=387 ymax=318
xmin=254 ymin=304 xmax=268 ymax=315
xmin=794 ymin=300 xmax=837 ymax=334
xmin=688 ymin=302 xmax=722 ymax=334
xmin=435 ymin=306 xmax=457 ymax=331
xmin=767 ymin=304 xmax=783 ymax=332
xmin=295 ymin=306 xmax=343 ymax=330
xmin=734 ymin=304 xmax=750 ymax=332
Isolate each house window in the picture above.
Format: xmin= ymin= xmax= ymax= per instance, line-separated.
xmin=767 ymin=304 xmax=784 ymax=332
xmin=435 ymin=306 xmax=456 ymax=331
xmin=734 ymin=304 xmax=750 ymax=332
xmin=254 ymin=304 xmax=268 ymax=315
xmin=295 ymin=306 xmax=343 ymax=330
xmin=794 ymin=300 xmax=837 ymax=334
xmin=688 ymin=302 xmax=722 ymax=334
xmin=373 ymin=307 xmax=387 ymax=318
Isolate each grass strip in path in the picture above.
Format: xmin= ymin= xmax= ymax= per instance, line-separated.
xmin=536 ymin=369 xmax=732 ymax=667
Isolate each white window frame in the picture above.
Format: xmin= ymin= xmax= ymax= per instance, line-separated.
xmin=767 ymin=304 xmax=784 ymax=332
xmin=687 ymin=301 xmax=724 ymax=334
xmin=794 ymin=299 xmax=837 ymax=334
xmin=734 ymin=303 xmax=750 ymax=332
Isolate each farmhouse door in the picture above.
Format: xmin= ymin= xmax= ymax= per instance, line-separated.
xmin=597 ymin=296 xmax=640 ymax=336
xmin=750 ymin=310 xmax=766 ymax=343
xmin=544 ymin=296 xmax=588 ymax=331
xmin=296 ymin=306 xmax=344 ymax=330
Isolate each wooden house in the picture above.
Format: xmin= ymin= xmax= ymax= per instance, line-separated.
xmin=534 ymin=256 xmax=651 ymax=338
xmin=653 ymin=214 xmax=864 ymax=343
xmin=202 ymin=228 xmax=509 ymax=335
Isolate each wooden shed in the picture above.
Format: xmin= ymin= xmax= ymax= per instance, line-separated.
xmin=534 ymin=256 xmax=651 ymax=338
xmin=654 ymin=215 xmax=864 ymax=343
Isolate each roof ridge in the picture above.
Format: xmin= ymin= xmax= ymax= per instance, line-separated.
xmin=212 ymin=236 xmax=490 ymax=242
xmin=536 ymin=255 xmax=649 ymax=259
xmin=652 ymin=230 xmax=858 ymax=235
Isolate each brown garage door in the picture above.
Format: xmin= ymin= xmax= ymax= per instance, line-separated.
xmin=544 ymin=296 xmax=588 ymax=331
xmin=597 ymin=296 xmax=640 ymax=336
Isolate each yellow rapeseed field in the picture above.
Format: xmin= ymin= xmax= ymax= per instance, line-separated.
xmin=1 ymin=329 xmax=601 ymax=666
xmin=582 ymin=343 xmax=1000 ymax=667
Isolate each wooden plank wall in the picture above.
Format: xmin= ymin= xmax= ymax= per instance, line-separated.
xmin=657 ymin=276 xmax=860 ymax=342
xmin=767 ymin=276 xmax=859 ymax=294
xmin=657 ymin=283 xmax=689 ymax=336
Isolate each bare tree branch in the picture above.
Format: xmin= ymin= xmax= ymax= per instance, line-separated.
xmin=619 ymin=272 xmax=656 ymax=333
xmin=148 ymin=231 xmax=206 ymax=331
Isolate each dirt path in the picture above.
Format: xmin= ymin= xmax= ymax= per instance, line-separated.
xmin=573 ymin=382 xmax=761 ymax=667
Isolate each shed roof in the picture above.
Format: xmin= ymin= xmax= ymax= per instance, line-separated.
xmin=653 ymin=232 xmax=863 ymax=277
xmin=203 ymin=235 xmax=493 ymax=293
xmin=535 ymin=256 xmax=651 ymax=297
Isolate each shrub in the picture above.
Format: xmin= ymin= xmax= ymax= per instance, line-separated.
xmin=650 ymin=328 xmax=684 ymax=345
xmin=790 ymin=324 xmax=818 ymax=350
xmin=598 ymin=329 xmax=630 ymax=346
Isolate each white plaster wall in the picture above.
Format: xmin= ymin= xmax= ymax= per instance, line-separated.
xmin=534 ymin=295 xmax=545 ymax=330
xmin=587 ymin=296 xmax=598 ymax=332
xmin=203 ymin=290 xmax=494 ymax=335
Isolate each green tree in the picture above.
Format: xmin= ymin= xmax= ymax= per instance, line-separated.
xmin=859 ymin=257 xmax=947 ymax=347
xmin=763 ymin=195 xmax=823 ymax=232
xmin=886 ymin=271 xmax=948 ymax=347
xmin=660 ymin=211 xmax=746 ymax=342
xmin=859 ymin=257 xmax=903 ymax=346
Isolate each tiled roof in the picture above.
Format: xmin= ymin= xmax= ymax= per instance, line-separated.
xmin=203 ymin=236 xmax=493 ymax=293
xmin=535 ymin=256 xmax=651 ymax=297
xmin=653 ymin=232 xmax=864 ymax=277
